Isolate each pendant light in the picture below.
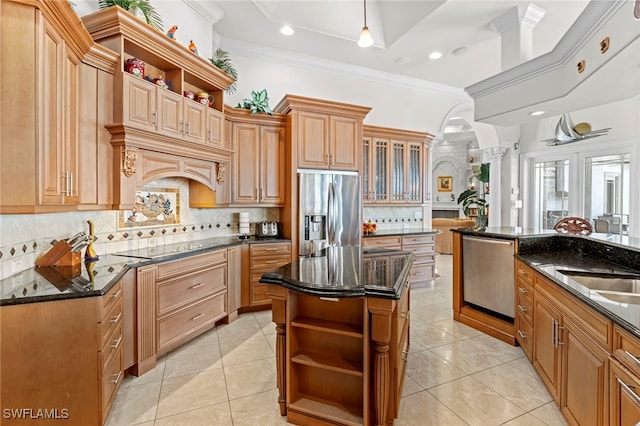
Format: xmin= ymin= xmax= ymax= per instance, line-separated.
xmin=357 ymin=0 xmax=373 ymax=47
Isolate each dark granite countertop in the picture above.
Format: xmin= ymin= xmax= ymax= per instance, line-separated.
xmin=1 ymin=236 xmax=291 ymax=306
xmin=362 ymin=228 xmax=440 ymax=238
xmin=260 ymin=246 xmax=414 ymax=300
xmin=511 ymin=234 xmax=640 ymax=339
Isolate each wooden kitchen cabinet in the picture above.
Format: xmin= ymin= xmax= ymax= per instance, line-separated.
xmin=275 ymin=94 xmax=371 ymax=172
xmin=515 ymin=260 xmax=535 ymax=360
xmin=0 ymin=0 xmax=95 ymax=213
xmin=226 ymin=245 xmax=242 ymax=323
xmin=242 ymin=242 xmax=292 ymax=309
xmin=610 ymin=326 xmax=640 ymax=425
xmin=401 ymin=234 xmax=436 ymax=287
xmin=362 ymin=125 xmax=433 ymax=205
xmin=533 ymin=273 xmax=612 ymax=425
xmin=362 ymin=235 xmax=402 ymax=250
xmin=226 ymin=107 xmax=287 ymax=206
xmin=0 ymin=279 xmax=124 ymax=426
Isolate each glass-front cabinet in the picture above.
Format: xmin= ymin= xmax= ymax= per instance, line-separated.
xmin=362 ymin=126 xmax=432 ymax=205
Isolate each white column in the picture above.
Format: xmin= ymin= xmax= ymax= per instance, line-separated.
xmin=489 ymin=3 xmax=546 ymax=70
xmin=482 ymin=147 xmax=509 ymax=226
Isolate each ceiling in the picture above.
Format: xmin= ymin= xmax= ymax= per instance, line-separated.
xmin=203 ymin=0 xmax=591 ymax=90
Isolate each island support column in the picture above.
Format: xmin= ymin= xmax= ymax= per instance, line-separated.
xmin=368 ymin=298 xmax=396 ymax=426
xmin=267 ymin=285 xmax=288 ymax=415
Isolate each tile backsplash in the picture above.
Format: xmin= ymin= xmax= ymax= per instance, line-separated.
xmin=0 ymin=178 xmax=277 ymax=280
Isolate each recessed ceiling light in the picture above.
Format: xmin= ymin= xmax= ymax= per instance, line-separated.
xmin=452 ymin=46 xmax=468 ymax=56
xmin=530 ymin=110 xmax=545 ymax=116
xmin=429 ymin=51 xmax=443 ymax=60
xmin=395 ymin=57 xmax=411 ymax=64
xmin=280 ymin=25 xmax=294 ymax=36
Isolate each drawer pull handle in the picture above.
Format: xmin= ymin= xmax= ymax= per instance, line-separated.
xmin=110 ymin=313 xmax=122 ymax=324
xmin=519 ymin=269 xmax=529 ymax=276
xmin=518 ymin=287 xmax=528 ymax=294
xmin=618 ymin=378 xmax=640 ymax=406
xmin=401 ymin=311 xmax=410 ymax=319
xmin=518 ymin=305 xmax=527 ymax=313
xmin=402 ymin=349 xmax=409 ymax=362
xmin=265 ymin=260 xmax=277 ymax=264
xmin=624 ymin=351 xmax=640 ymax=367
xmin=264 ymin=248 xmax=278 ymax=252
xmin=110 ymin=371 xmax=123 ymax=385
xmin=111 ymin=289 xmax=122 ymax=299
xmin=191 ymin=313 xmax=205 ymax=321
xmin=111 ymin=336 xmax=123 ymax=350
xmin=517 ymin=330 xmax=527 ymax=339
xmin=189 ymin=283 xmax=205 ymax=290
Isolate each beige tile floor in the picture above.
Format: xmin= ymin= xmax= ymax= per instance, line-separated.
xmin=106 ymin=254 xmax=568 ymax=426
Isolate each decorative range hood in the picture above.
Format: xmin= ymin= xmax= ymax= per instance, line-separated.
xmin=465 ymin=0 xmax=640 ymax=126
xmin=541 ymin=113 xmax=610 ymax=146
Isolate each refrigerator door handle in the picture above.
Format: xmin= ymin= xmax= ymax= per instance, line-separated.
xmin=327 ymin=181 xmax=334 ymax=246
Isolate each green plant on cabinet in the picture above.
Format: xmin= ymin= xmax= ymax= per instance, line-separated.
xmin=210 ymin=49 xmax=238 ymax=95
xmin=98 ymin=0 xmax=164 ymax=31
xmin=237 ymin=89 xmax=273 ymax=115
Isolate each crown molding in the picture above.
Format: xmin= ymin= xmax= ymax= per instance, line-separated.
xmin=219 ymin=38 xmax=468 ymax=98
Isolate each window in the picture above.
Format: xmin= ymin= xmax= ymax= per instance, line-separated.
xmin=584 ymin=153 xmax=630 ymax=235
xmin=534 ymin=160 xmax=570 ymax=229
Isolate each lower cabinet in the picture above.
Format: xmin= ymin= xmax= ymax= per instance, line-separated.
xmin=134 ymin=249 xmax=229 ymax=375
xmin=242 ymin=242 xmax=292 ymax=309
xmin=401 ymin=234 xmax=436 ymax=287
xmin=0 ymin=279 xmax=124 ymax=426
xmin=532 ymin=274 xmax=611 ymax=426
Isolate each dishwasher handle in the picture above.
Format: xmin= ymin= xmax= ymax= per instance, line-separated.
xmin=463 ymin=236 xmax=514 ymax=247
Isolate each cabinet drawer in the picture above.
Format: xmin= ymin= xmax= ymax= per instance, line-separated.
xmin=516 ymin=278 xmax=533 ymax=304
xmin=402 ymin=244 xmax=435 ymax=256
xmin=250 ymin=243 xmax=291 ymax=257
xmin=157 ymin=264 xmax=226 ymax=316
xmin=412 ymin=253 xmax=435 ymax=265
xmin=100 ymin=323 xmax=123 ymax=371
xmin=515 ymin=260 xmax=534 ymax=286
xmin=362 ymin=236 xmax=402 ymax=249
xmin=157 ymin=292 xmax=226 ymax=351
xmin=101 ymin=347 xmax=123 ymax=420
xmin=516 ymin=293 xmax=533 ymax=324
xmin=99 ymin=299 xmax=123 ymax=348
xmin=402 ymin=234 xmax=435 ymax=246
xmin=409 ymin=263 xmax=435 ymax=283
xmin=252 ymin=283 xmax=271 ymax=305
xmin=157 ymin=249 xmax=227 ymax=281
xmin=251 ymin=255 xmax=291 ymax=269
xmin=516 ymin=313 xmax=533 ymax=359
xmin=100 ymin=280 xmax=123 ymax=315
xmin=613 ymin=325 xmax=640 ymax=375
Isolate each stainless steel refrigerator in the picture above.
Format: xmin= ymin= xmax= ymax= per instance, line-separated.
xmin=298 ymin=169 xmax=361 ymax=255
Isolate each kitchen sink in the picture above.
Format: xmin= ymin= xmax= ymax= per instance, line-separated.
xmin=593 ymin=291 xmax=640 ymax=305
xmin=558 ymin=270 xmax=640 ymax=293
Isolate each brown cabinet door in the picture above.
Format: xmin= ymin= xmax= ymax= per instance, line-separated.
xmin=390 ymin=140 xmax=407 ymax=203
xmin=157 ymin=89 xmax=183 ymax=138
xmin=329 ymin=115 xmax=359 ymax=170
xmin=183 ymin=100 xmax=207 ymax=143
xmin=123 ymin=73 xmax=157 ymax=132
xmin=260 ymin=125 xmax=285 ymax=205
xmin=406 ymin=142 xmax=423 ymax=203
xmin=233 ymin=123 xmax=260 ymax=203
xmin=533 ymin=293 xmax=561 ymax=401
xmin=206 ymin=108 xmax=225 ymax=148
xmin=298 ymin=111 xmax=329 ymax=169
xmin=63 ymin=48 xmax=80 ymax=204
xmin=560 ymin=317 xmax=609 ymax=426
xmin=610 ymin=358 xmax=640 ymax=426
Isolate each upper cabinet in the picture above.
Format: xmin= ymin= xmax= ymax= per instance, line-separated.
xmin=362 ymin=125 xmax=433 ymax=205
xmin=275 ymin=95 xmax=371 ymax=171
xmin=225 ymin=107 xmax=287 ymax=207
xmin=82 ymin=6 xmax=235 ymax=209
xmin=0 ymin=0 xmax=99 ymax=213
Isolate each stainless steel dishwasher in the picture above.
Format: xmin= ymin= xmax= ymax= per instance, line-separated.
xmin=462 ymin=235 xmax=515 ymax=318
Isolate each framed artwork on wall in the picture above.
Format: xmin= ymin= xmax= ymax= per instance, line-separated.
xmin=118 ymin=186 xmax=181 ymax=229
xmin=437 ymin=176 xmax=453 ymax=192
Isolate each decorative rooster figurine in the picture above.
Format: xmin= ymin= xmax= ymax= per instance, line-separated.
xmin=189 ymin=40 xmax=198 ymax=55
xmin=84 ymin=220 xmax=99 ymax=261
xmin=166 ymin=25 xmax=178 ymax=40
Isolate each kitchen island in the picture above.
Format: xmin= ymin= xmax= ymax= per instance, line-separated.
xmin=260 ymin=246 xmax=414 ymax=426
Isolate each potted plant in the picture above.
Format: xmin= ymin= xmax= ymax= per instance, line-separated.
xmin=210 ymin=49 xmax=238 ymax=95
xmin=457 ymin=163 xmax=490 ymax=228
xmin=237 ymin=89 xmax=273 ymax=115
xmin=98 ymin=0 xmax=163 ymax=31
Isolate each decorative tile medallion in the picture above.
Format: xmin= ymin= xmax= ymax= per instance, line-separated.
xmin=118 ymin=186 xmax=181 ymax=229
